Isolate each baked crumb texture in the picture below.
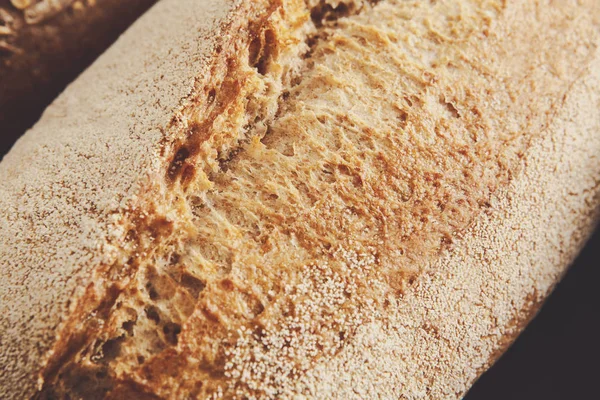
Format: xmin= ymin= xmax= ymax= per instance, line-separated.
xmin=1 ymin=0 xmax=599 ymax=399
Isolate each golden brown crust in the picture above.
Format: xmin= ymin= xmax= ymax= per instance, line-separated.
xmin=1 ymin=0 xmax=599 ymax=399
xmin=0 ymin=0 xmax=157 ymax=149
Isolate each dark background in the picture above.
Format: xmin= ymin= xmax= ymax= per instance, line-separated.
xmin=1 ymin=120 xmax=598 ymax=399
xmin=465 ymin=227 xmax=600 ymax=400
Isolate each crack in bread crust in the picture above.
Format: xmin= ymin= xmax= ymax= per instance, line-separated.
xmin=105 ymin=1 xmax=599 ymax=398
xmin=2 ymin=0 xmax=599 ymax=399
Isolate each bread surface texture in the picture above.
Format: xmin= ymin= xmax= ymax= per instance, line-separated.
xmin=1 ymin=0 xmax=599 ymax=399
xmin=0 ymin=0 xmax=158 ymax=149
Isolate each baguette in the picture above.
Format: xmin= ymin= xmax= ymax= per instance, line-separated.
xmin=0 ymin=0 xmax=157 ymax=152
xmin=1 ymin=0 xmax=599 ymax=398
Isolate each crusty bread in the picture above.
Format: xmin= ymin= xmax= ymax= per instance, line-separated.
xmin=0 ymin=0 xmax=157 ymax=151
xmin=1 ymin=0 xmax=599 ymax=398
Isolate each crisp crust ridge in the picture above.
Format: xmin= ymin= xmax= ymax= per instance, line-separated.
xmin=0 ymin=0 xmax=242 ymax=397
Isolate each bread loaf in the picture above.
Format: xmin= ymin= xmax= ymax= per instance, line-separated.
xmin=0 ymin=0 xmax=157 ymax=152
xmin=1 ymin=0 xmax=599 ymax=398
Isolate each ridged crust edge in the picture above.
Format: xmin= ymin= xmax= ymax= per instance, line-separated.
xmin=0 ymin=0 xmax=242 ymax=398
